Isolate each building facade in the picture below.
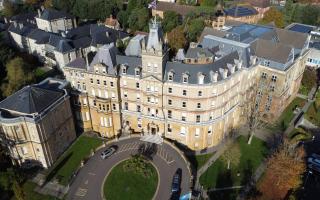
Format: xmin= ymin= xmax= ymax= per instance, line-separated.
xmin=0 ymin=78 xmax=77 ymax=168
xmin=64 ymin=22 xmax=309 ymax=151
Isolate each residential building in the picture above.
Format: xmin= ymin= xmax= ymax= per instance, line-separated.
xmin=286 ymin=23 xmax=320 ymax=68
xmin=64 ymin=22 xmax=309 ymax=151
xmin=0 ymin=78 xmax=77 ymax=168
xmin=241 ymin=0 xmax=270 ymax=18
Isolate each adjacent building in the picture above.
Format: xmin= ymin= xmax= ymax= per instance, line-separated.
xmin=0 ymin=78 xmax=77 ymax=168
xmin=224 ymin=5 xmax=260 ymax=24
xmin=64 ymin=22 xmax=309 ymax=150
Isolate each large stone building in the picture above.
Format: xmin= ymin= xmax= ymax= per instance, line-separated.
xmin=0 ymin=78 xmax=77 ymax=168
xmin=64 ymin=22 xmax=309 ymax=151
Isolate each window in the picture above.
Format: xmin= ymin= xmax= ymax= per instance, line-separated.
xmin=168 ymin=72 xmax=173 ymax=81
xmin=168 ymin=110 xmax=172 ymax=118
xmin=103 ymin=80 xmax=107 ymax=86
xmin=182 ymin=113 xmax=186 ymax=121
xmin=208 ymin=126 xmax=212 ymax=134
xmin=97 ymin=79 xmax=100 ymax=85
xmin=264 ymin=60 xmax=270 ymax=67
xmin=183 ymin=90 xmax=187 ymax=96
xmin=93 ymin=100 xmax=97 ymax=106
xmin=112 ymin=103 xmax=116 ymax=110
xmin=197 ymin=103 xmax=201 ymax=109
xmin=137 ymin=105 xmax=141 ymax=112
xmin=107 ymin=104 xmax=110 ymax=111
xmin=136 ymin=82 xmax=140 ymax=89
xmin=196 ymin=115 xmax=200 ymax=123
xmin=198 ymin=91 xmax=202 ymax=96
xmin=137 ymin=94 xmax=140 ymax=100
xmin=180 ymin=126 xmax=186 ymax=135
xmin=183 ymin=75 xmax=188 ymax=83
xmin=82 ymin=83 xmax=86 ymax=91
xmin=195 ymin=128 xmax=200 ymax=137
xmin=270 ymin=85 xmax=275 ymax=92
xmin=168 ymin=87 xmax=172 ymax=93
xmin=168 ymin=124 xmax=172 ymax=133
xmin=168 ymin=99 xmax=172 ymax=105
xmin=182 ymin=102 xmax=186 ymax=107
xmin=99 ymin=104 xmax=102 ymax=110
xmin=209 ymin=112 xmax=213 ymax=120
xmin=110 ymin=81 xmax=114 ymax=87
xmin=90 ymin=78 xmax=93 ymax=83
xmin=147 ymin=97 xmax=151 ymax=102
xmin=122 ymin=67 xmax=127 ymax=74
xmin=102 ymin=104 xmax=105 ymax=111
xmin=261 ymin=72 xmax=267 ymax=79
xmin=123 ymin=91 xmax=128 ymax=98
xmin=124 ymin=102 xmax=128 ymax=110
xmin=271 ymin=75 xmax=277 ymax=82
xmin=135 ymin=68 xmax=140 ymax=76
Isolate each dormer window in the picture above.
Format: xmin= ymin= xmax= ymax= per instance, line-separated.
xmin=122 ymin=65 xmax=127 ymax=74
xmin=198 ymin=73 xmax=205 ymax=84
xmin=168 ymin=71 xmax=174 ymax=81
xmin=135 ymin=68 xmax=141 ymax=76
xmin=182 ymin=73 xmax=189 ymax=83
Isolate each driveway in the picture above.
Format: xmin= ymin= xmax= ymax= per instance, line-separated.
xmin=66 ymin=137 xmax=191 ymax=200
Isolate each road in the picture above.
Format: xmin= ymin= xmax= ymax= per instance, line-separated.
xmin=66 ymin=137 xmax=191 ymax=200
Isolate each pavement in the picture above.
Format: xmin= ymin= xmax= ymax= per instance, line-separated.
xmin=66 ymin=137 xmax=191 ymax=200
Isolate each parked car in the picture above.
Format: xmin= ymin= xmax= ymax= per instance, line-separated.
xmin=307 ymin=156 xmax=320 ymax=167
xmin=171 ymin=168 xmax=182 ymax=193
xmin=308 ymin=164 xmax=320 ymax=174
xmin=100 ymin=146 xmax=117 ymax=159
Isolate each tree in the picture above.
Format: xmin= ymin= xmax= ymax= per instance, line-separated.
xmin=167 ymin=26 xmax=187 ymax=53
xmin=117 ymin=10 xmax=129 ymax=29
xmin=12 ymin=179 xmax=24 ymax=200
xmin=162 ymin=11 xmax=180 ymax=33
xmin=221 ymin=142 xmax=241 ymax=169
xmin=284 ymin=0 xmax=294 ymax=24
xmin=2 ymin=0 xmax=16 ymax=17
xmin=301 ymin=4 xmax=320 ymax=26
xmin=259 ymin=7 xmax=284 ymax=28
xmin=1 ymin=57 xmax=35 ymax=97
xmin=128 ymin=8 xmax=149 ymax=32
xmin=185 ymin=18 xmax=205 ymax=42
xmin=200 ymin=0 xmax=218 ymax=7
xmin=43 ymin=0 xmax=53 ymax=8
xmin=301 ymin=66 xmax=318 ymax=91
xmin=257 ymin=139 xmax=306 ymax=200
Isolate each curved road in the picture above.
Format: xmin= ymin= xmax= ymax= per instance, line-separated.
xmin=67 ymin=137 xmax=191 ymax=200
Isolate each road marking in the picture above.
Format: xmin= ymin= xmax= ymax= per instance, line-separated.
xmin=75 ymin=188 xmax=87 ymax=197
xmin=84 ymin=180 xmax=88 ymax=185
xmin=88 ymin=172 xmax=96 ymax=176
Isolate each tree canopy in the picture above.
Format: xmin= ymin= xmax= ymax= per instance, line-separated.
xmin=185 ymin=18 xmax=205 ymax=42
xmin=162 ymin=11 xmax=181 ymax=33
xmin=167 ymin=26 xmax=187 ymax=53
xmin=260 ymin=7 xmax=285 ymax=28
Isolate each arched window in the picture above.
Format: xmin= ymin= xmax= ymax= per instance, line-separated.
xmin=168 ymin=71 xmax=174 ymax=81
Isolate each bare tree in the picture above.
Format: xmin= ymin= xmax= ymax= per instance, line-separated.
xmin=221 ymin=142 xmax=241 ymax=169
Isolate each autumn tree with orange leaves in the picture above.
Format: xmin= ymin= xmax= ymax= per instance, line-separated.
xmin=256 ymin=139 xmax=306 ymax=200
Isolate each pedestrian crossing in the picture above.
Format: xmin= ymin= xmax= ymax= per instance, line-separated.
xmin=115 ymin=141 xmax=175 ymax=164
xmin=75 ymin=188 xmax=87 ymax=197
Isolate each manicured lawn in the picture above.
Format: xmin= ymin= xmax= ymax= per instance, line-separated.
xmin=46 ymin=135 xmax=103 ymax=185
xmin=187 ymin=153 xmax=214 ymax=170
xmin=199 ymin=136 xmax=268 ymax=189
xmin=277 ymin=97 xmax=306 ymax=130
xmin=104 ymin=160 xmax=158 ymax=200
xmin=19 ymin=181 xmax=56 ymax=200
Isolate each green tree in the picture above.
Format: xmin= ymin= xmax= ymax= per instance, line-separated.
xmin=167 ymin=26 xmax=187 ymax=53
xmin=1 ymin=57 xmax=35 ymax=97
xmin=301 ymin=4 xmax=320 ymax=26
xmin=2 ymin=0 xmax=16 ymax=17
xmin=185 ymin=18 xmax=205 ymax=42
xmin=128 ymin=8 xmax=150 ymax=32
xmin=162 ymin=11 xmax=180 ymax=33
xmin=117 ymin=10 xmax=129 ymax=29
xmin=200 ymin=0 xmax=218 ymax=7
xmin=284 ymin=0 xmax=294 ymax=24
xmin=260 ymin=7 xmax=285 ymax=28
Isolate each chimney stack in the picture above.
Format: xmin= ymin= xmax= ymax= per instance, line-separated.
xmin=37 ymin=9 xmax=41 ymax=18
xmin=219 ymin=68 xmax=228 ymax=79
xmin=227 ymin=63 xmax=235 ymax=74
xmin=212 ymin=72 xmax=218 ymax=82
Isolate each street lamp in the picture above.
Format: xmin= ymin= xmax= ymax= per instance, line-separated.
xmin=303 ymin=170 xmax=313 ymax=190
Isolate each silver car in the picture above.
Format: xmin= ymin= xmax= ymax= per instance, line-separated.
xmin=100 ymin=147 xmax=116 ymax=159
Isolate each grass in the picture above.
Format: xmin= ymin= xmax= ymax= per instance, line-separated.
xmin=187 ymin=153 xmax=214 ymax=170
xmin=305 ymin=92 xmax=320 ymax=126
xmin=46 ymin=135 xmax=103 ymax=185
xmin=276 ymin=97 xmax=307 ymax=130
xmin=299 ymin=85 xmax=309 ymax=96
xmin=104 ymin=160 xmax=158 ymax=200
xmin=199 ymin=136 xmax=268 ymax=189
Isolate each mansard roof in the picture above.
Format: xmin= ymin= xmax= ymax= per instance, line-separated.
xmin=38 ymin=9 xmax=73 ymax=21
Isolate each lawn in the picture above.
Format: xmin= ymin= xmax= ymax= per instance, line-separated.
xmin=187 ymin=153 xmax=214 ymax=170
xmin=305 ymin=92 xmax=320 ymax=126
xmin=46 ymin=135 xmax=103 ymax=185
xmin=276 ymin=97 xmax=306 ymax=130
xmin=104 ymin=159 xmax=158 ymax=200
xmin=299 ymin=85 xmax=309 ymax=96
xmin=199 ymin=136 xmax=268 ymax=189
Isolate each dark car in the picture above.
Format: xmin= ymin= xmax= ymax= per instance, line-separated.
xmin=171 ymin=168 xmax=182 ymax=193
xmin=100 ymin=146 xmax=117 ymax=159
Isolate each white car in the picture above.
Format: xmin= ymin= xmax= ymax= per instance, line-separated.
xmin=100 ymin=147 xmax=116 ymax=159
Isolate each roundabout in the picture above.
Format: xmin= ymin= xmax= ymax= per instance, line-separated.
xmin=66 ymin=137 xmax=191 ymax=200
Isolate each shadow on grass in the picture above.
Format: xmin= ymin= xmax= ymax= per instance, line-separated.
xmin=208 ymin=170 xmax=237 ymax=200
xmin=46 ymin=153 xmax=73 ymax=183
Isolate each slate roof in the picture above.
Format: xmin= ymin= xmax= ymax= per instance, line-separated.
xmin=89 ymin=43 xmax=118 ymax=75
xmin=125 ymin=34 xmax=146 ymax=56
xmin=165 ymin=51 xmax=239 ymax=84
xmin=0 ymin=85 xmax=64 ymax=115
xmin=38 ymin=9 xmax=73 ymax=21
xmin=199 ymin=27 xmax=227 ymax=42
xmin=116 ymin=55 xmax=142 ymax=76
xmin=66 ymin=57 xmax=87 ymax=69
xmin=251 ymin=39 xmax=292 ymax=64
xmin=8 ymin=23 xmax=34 ymax=36
xmin=185 ymin=47 xmax=214 ymax=58
xmin=224 ymin=5 xmax=258 ymax=17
